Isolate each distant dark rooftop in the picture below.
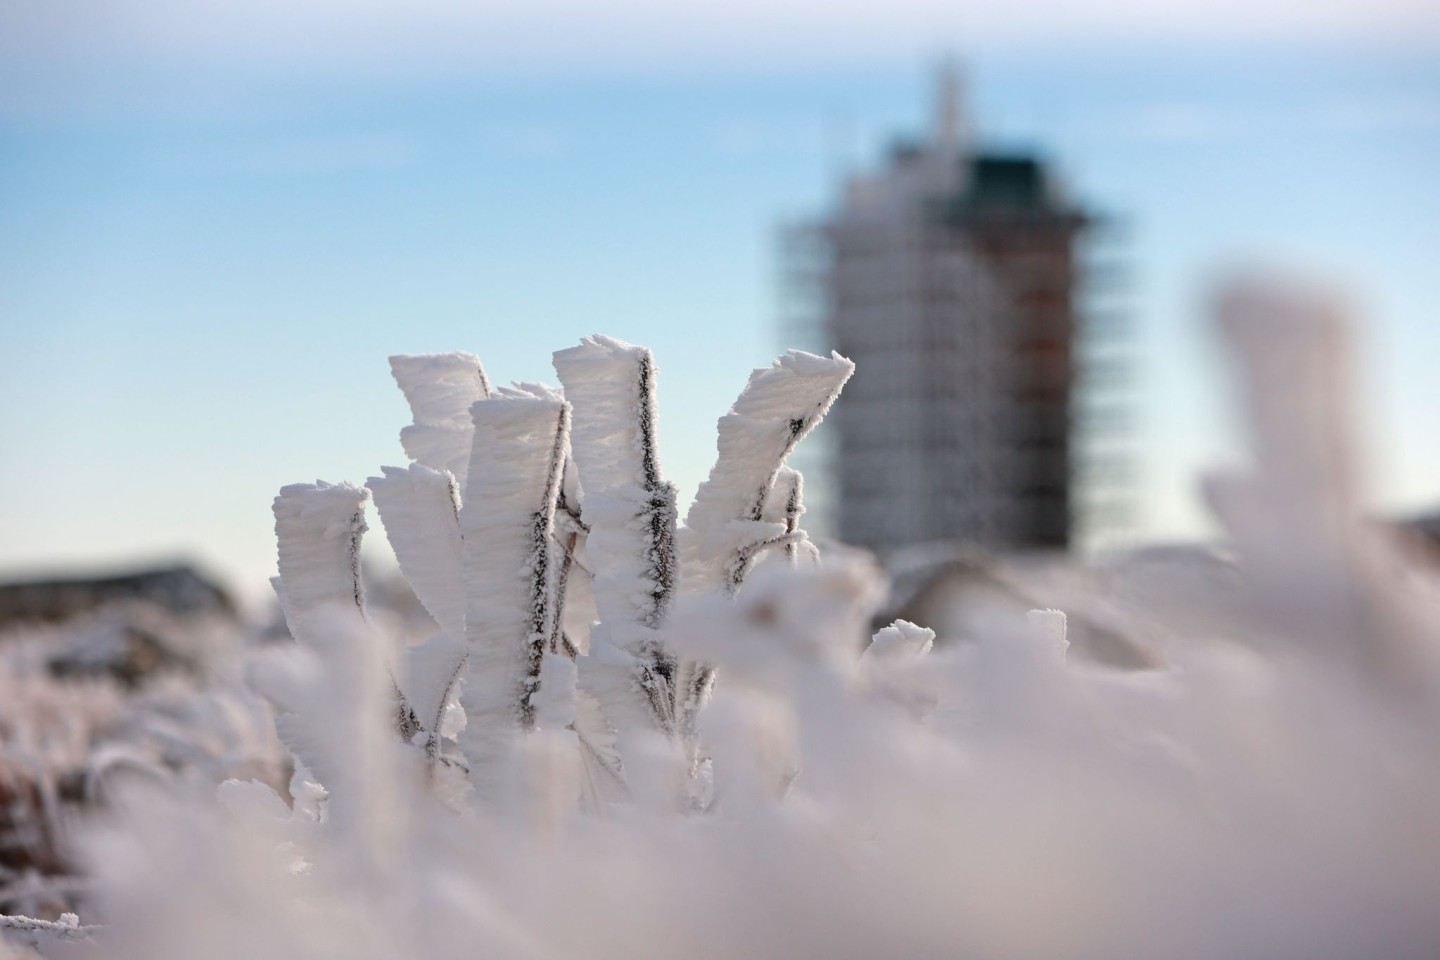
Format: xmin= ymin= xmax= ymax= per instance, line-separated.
xmin=968 ymin=155 xmax=1048 ymax=207
xmin=940 ymin=152 xmax=1085 ymax=226
xmin=0 ymin=564 xmax=236 ymax=627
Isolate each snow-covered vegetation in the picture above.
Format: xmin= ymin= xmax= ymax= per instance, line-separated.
xmin=5 ymin=283 xmax=1440 ymax=958
xmin=0 ymin=602 xmax=284 ymax=931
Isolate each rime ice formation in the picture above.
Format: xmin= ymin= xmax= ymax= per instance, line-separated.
xmin=398 ymin=630 xmax=468 ymax=770
xmin=860 ymin=619 xmax=938 ymax=718
xmin=1024 ymin=608 xmax=1069 ymax=662
xmin=681 ymin=349 xmax=854 ymax=595
xmin=864 ymin=619 xmax=936 ymax=662
xmin=367 ymin=464 xmax=465 ymax=639
xmin=760 ymin=466 xmax=814 ymax=567
xmin=675 ymin=349 xmax=853 ymax=735
xmin=0 ymin=913 xmax=96 ymax=951
xmin=271 ymin=480 xmax=422 ymax=745
xmin=271 ymin=481 xmax=370 ymax=641
xmin=390 ymin=352 xmax=492 ymax=487
xmin=553 ymin=336 xmax=681 ymax=778
xmin=456 ymin=386 xmax=572 ymax=799
xmin=551 ymin=336 xmax=677 ymax=637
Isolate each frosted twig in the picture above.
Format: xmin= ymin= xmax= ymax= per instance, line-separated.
xmin=776 ymin=467 xmax=805 ymax=565
xmin=737 ymin=466 xmax=815 ymax=576
xmin=399 ymin=632 xmax=469 ymax=774
xmin=520 ymin=403 xmax=572 ymax=728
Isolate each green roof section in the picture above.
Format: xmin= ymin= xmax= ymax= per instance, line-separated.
xmin=966 ymin=155 xmax=1049 ymax=209
xmin=935 ymin=152 xmax=1086 ymax=226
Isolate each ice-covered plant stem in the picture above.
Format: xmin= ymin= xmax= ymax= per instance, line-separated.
xmin=674 ymin=350 xmax=855 ymax=737
xmin=553 ymin=338 xmax=681 ymax=787
xmin=458 ymin=384 xmax=573 ymax=797
xmin=272 ymin=480 xmax=422 ymax=742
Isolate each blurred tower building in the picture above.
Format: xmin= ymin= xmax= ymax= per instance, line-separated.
xmin=782 ymin=66 xmax=1122 ymax=555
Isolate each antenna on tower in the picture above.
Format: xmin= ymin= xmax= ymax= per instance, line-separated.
xmin=933 ymin=56 xmax=967 ymax=161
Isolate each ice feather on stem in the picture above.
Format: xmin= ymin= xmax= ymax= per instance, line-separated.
xmin=366 ymin=464 xmax=466 ymax=639
xmin=458 ymin=387 xmax=573 ymax=800
xmin=271 ymin=481 xmax=370 ymax=639
xmin=271 ymin=481 xmax=423 ymax=744
xmin=390 ymin=352 xmax=491 ymax=488
xmin=675 ymin=349 xmax=853 ymax=736
xmin=758 ymin=466 xmax=815 ymax=569
xmin=553 ymin=336 xmax=680 ymax=762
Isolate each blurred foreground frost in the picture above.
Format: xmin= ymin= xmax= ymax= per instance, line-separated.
xmin=6 ymin=282 xmax=1440 ymax=959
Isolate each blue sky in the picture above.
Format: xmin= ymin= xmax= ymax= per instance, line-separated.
xmin=1 ymin=1 xmax=1437 ymax=598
